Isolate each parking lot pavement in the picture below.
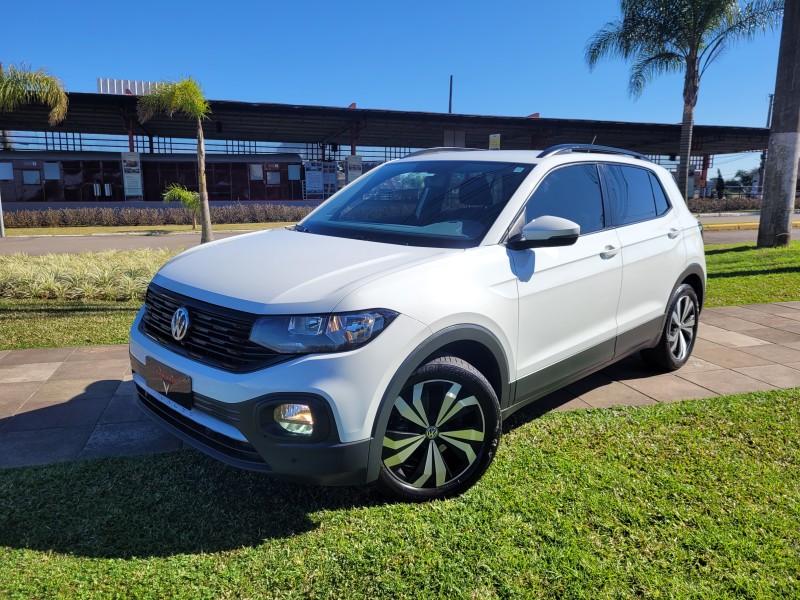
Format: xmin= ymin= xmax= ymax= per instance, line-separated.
xmin=3 ymin=301 xmax=800 ymax=470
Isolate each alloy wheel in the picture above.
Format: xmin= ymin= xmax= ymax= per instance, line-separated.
xmin=667 ymin=294 xmax=696 ymax=362
xmin=382 ymin=378 xmax=486 ymax=489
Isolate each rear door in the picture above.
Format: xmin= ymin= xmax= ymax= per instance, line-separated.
xmin=600 ymin=164 xmax=687 ymax=355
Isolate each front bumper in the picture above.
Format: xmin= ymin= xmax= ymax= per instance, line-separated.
xmin=133 ymin=377 xmax=371 ymax=485
xmin=129 ymin=307 xmax=432 ymax=485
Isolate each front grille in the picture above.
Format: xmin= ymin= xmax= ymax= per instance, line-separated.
xmin=140 ymin=283 xmax=288 ymax=373
xmin=137 ymin=385 xmax=268 ymax=469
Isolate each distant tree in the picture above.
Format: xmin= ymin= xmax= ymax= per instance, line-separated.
xmin=585 ymin=0 xmax=784 ymax=200
xmin=0 ymin=63 xmax=68 ymax=237
xmin=734 ymin=168 xmax=756 ymax=187
xmin=716 ymin=168 xmax=726 ymax=198
xmin=163 ymin=183 xmax=200 ymax=229
xmin=137 ymin=79 xmax=213 ymax=243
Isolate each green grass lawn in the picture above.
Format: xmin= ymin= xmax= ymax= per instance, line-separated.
xmin=704 ymin=241 xmax=800 ymax=307
xmin=1 ymin=390 xmax=798 ymax=598
xmin=0 ymin=299 xmax=141 ymax=349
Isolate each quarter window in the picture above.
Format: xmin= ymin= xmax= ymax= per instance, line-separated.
xmin=649 ymin=172 xmax=671 ymax=216
xmin=525 ymin=164 xmax=604 ymax=235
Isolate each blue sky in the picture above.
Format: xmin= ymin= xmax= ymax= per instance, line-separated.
xmin=4 ymin=0 xmax=782 ymax=177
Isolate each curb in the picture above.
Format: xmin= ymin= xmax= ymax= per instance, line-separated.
xmin=704 ymin=221 xmax=800 ymax=231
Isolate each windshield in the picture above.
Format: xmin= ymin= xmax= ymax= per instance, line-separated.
xmin=299 ymin=159 xmax=534 ymax=248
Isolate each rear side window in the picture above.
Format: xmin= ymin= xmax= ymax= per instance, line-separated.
xmin=603 ymin=165 xmax=667 ymax=226
xmin=525 ymin=164 xmax=605 ymax=235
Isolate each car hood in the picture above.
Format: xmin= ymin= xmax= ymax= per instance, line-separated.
xmin=151 ymin=227 xmax=457 ymax=314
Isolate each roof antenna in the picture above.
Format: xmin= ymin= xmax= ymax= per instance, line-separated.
xmin=590 ymin=135 xmax=597 ymax=146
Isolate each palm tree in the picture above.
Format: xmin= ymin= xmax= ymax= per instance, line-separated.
xmin=137 ymin=78 xmax=213 ymax=243
xmin=585 ymin=0 xmax=783 ymax=199
xmin=0 ymin=63 xmax=68 ymax=237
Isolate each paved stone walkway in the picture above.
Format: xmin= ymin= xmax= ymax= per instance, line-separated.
xmin=3 ymin=302 xmax=800 ymax=470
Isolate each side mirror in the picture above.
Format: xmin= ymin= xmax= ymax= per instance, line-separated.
xmin=507 ymin=215 xmax=580 ymax=250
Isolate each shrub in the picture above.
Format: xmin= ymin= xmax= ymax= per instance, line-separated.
xmin=3 ymin=204 xmax=314 ymax=229
xmin=0 ymin=249 xmax=180 ymax=301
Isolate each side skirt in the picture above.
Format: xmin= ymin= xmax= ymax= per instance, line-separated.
xmin=503 ymin=315 xmax=664 ymax=419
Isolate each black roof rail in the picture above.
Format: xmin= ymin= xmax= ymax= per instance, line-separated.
xmin=537 ymin=144 xmax=650 ymax=162
xmin=403 ymin=147 xmax=483 ymax=158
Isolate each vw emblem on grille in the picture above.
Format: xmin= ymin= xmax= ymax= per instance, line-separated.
xmin=171 ymin=307 xmax=190 ymax=341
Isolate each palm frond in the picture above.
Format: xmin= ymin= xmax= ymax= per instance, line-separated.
xmin=699 ymin=0 xmax=783 ymax=72
xmin=136 ymin=78 xmax=211 ymax=123
xmin=0 ymin=64 xmax=68 ymax=126
xmin=629 ymin=51 xmax=685 ymax=97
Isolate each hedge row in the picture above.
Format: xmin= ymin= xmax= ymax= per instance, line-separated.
xmin=5 ymin=198 xmax=798 ymax=229
xmin=4 ymin=204 xmax=315 ymax=229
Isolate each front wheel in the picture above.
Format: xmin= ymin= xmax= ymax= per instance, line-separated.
xmin=377 ymin=356 xmax=501 ymax=501
xmin=642 ymin=283 xmax=699 ymax=371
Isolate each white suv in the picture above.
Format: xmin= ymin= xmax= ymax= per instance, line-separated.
xmin=129 ymin=145 xmax=706 ymax=500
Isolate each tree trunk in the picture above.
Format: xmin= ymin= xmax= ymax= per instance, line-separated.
xmin=197 ymin=117 xmax=213 ymax=244
xmin=758 ymin=0 xmax=800 ymax=248
xmin=677 ymin=59 xmax=700 ymax=200
xmin=677 ymin=102 xmax=695 ymax=200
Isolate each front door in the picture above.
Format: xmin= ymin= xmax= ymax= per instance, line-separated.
xmin=512 ymin=163 xmax=622 ymax=401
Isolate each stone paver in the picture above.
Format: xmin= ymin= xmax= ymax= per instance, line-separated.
xmin=2 ymin=300 xmax=800 ymax=470
xmin=695 ymin=315 xmax=765 ymax=332
xmin=29 ymin=379 xmax=122 ymax=403
xmin=4 ymin=395 xmax=112 ymax=432
xmin=738 ymin=344 xmax=800 ymax=365
xmin=742 ymin=327 xmax=800 ymax=345
xmin=621 ymin=374 xmax=715 ymax=403
xmin=677 ymin=370 xmax=776 ymax=395
xmin=49 ymin=359 xmax=130 ymax=381
xmin=697 ymin=323 xmax=771 ymax=348
xmin=68 ymin=345 xmax=131 ymax=362
xmin=0 ymin=382 xmax=43 ymax=418
xmin=692 ymin=340 xmax=775 ymax=368
xmin=0 ymin=426 xmax=94 ymax=468
xmin=80 ymin=421 xmax=183 ymax=460
xmin=0 ymin=347 xmax=75 ymax=366
xmin=98 ymin=394 xmax=148 ymax=425
xmin=732 ymin=364 xmax=800 ymax=388
xmin=567 ymin=373 xmax=657 ymax=408
xmin=0 ymin=362 xmax=62 ymax=384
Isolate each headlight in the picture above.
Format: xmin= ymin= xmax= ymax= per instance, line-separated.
xmin=249 ymin=309 xmax=398 ymax=353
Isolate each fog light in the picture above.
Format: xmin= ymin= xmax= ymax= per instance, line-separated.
xmin=274 ymin=403 xmax=314 ymax=435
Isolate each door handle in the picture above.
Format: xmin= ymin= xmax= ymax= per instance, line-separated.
xmin=599 ymin=245 xmax=619 ymax=259
xmin=668 ymin=228 xmax=680 ymax=239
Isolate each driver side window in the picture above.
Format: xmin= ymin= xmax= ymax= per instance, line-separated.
xmin=525 ymin=164 xmax=605 ymax=235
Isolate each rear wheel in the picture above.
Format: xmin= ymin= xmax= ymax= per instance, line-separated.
xmin=642 ymin=283 xmax=699 ymax=371
xmin=377 ymin=356 xmax=501 ymax=501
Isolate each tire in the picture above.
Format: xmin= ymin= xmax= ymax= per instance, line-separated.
xmin=642 ymin=283 xmax=699 ymax=372
xmin=377 ymin=355 xmax=501 ymax=501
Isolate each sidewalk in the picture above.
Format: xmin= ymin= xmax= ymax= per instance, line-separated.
xmin=3 ymin=302 xmax=800 ymax=470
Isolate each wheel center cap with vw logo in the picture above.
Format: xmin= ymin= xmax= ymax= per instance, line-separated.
xmin=171 ymin=307 xmax=190 ymax=341
xmin=425 ymin=425 xmax=439 ymax=440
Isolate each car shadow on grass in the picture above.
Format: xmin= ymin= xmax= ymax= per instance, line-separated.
xmin=0 ymin=448 xmax=386 ymax=559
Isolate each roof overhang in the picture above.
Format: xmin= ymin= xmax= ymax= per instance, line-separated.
xmin=0 ymin=91 xmax=769 ymax=156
